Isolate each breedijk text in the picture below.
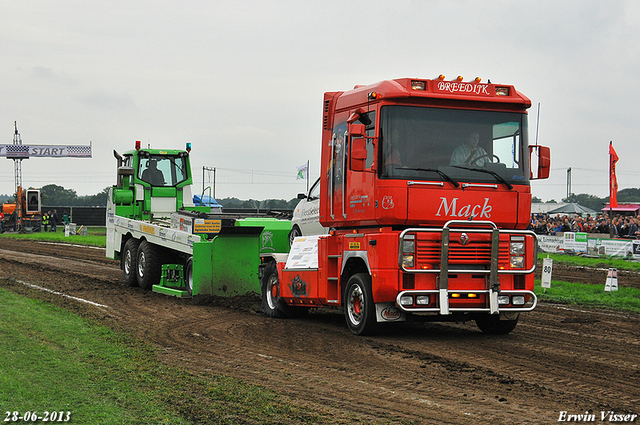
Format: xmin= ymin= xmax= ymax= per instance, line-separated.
xmin=436 ymin=81 xmax=491 ymax=95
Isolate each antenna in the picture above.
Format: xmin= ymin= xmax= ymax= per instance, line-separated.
xmin=535 ymin=103 xmax=541 ymax=145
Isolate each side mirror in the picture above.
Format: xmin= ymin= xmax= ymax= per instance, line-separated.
xmin=529 ymin=145 xmax=550 ymax=180
xmin=349 ymin=123 xmax=365 ymax=138
xmin=297 ymin=193 xmax=306 ymax=200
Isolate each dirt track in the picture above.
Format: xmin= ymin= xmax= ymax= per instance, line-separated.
xmin=1 ymin=238 xmax=639 ymax=424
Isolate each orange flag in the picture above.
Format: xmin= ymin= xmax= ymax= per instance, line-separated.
xmin=609 ymin=142 xmax=619 ymax=208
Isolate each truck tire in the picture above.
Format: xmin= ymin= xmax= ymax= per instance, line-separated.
xmin=261 ymin=261 xmax=290 ymax=318
xmin=122 ymin=238 xmax=140 ymax=287
xmin=136 ymin=240 xmax=162 ymax=290
xmin=185 ymin=257 xmax=193 ymax=296
xmin=475 ymin=314 xmax=519 ymax=335
xmin=344 ymin=273 xmax=376 ymax=335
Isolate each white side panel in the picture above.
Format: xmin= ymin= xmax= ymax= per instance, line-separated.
xmin=150 ymin=197 xmax=177 ymax=218
xmin=110 ymin=215 xmax=198 ymax=256
xmin=135 ymin=184 xmax=144 ymax=201
xmin=182 ymin=185 xmax=195 ymax=207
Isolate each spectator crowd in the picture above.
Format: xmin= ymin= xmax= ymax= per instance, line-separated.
xmin=529 ymin=213 xmax=640 ymax=239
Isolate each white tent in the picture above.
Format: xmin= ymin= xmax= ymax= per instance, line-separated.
xmin=546 ymin=203 xmax=597 ymax=216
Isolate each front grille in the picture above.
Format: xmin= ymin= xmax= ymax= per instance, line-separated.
xmin=415 ymin=237 xmax=510 ymax=266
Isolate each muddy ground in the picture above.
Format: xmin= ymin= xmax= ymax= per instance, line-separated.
xmin=0 ymin=238 xmax=638 ymax=424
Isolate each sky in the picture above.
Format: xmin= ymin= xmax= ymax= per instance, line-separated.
xmin=1 ymin=0 xmax=639 ymax=204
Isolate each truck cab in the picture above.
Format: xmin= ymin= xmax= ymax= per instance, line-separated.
xmin=320 ymin=78 xmax=549 ymax=230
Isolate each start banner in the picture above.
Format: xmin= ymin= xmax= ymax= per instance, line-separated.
xmin=0 ymin=144 xmax=92 ymax=158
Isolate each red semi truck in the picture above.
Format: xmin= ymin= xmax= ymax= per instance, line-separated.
xmin=260 ymin=76 xmax=550 ymax=335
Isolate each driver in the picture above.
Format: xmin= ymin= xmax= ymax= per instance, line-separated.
xmin=141 ymin=159 xmax=166 ymax=186
xmin=450 ymin=132 xmax=488 ymax=167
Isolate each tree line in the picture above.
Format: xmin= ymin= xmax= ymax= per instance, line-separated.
xmin=1 ymin=184 xmax=300 ymax=209
xmin=532 ymin=188 xmax=640 ymax=212
xmin=5 ymin=183 xmax=636 ymax=212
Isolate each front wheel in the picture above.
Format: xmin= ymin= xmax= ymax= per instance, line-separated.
xmin=122 ymin=239 xmax=140 ymax=287
xmin=344 ymin=273 xmax=376 ymax=335
xmin=475 ymin=314 xmax=519 ymax=335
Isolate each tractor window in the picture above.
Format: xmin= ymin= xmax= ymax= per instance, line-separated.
xmin=139 ymin=155 xmax=188 ymax=187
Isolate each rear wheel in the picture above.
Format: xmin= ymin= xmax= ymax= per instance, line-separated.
xmin=475 ymin=314 xmax=519 ymax=335
xmin=344 ymin=273 xmax=376 ymax=335
xmin=261 ymin=261 xmax=290 ymax=318
xmin=136 ymin=240 xmax=162 ymax=290
xmin=122 ymin=239 xmax=140 ymax=287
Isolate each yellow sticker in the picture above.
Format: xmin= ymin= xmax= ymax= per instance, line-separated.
xmin=194 ymin=219 xmax=222 ymax=234
xmin=140 ymin=224 xmax=156 ymax=235
xmin=349 ymin=242 xmax=361 ymax=250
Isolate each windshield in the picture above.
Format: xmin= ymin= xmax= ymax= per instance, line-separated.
xmin=138 ymin=155 xmax=188 ymax=187
xmin=379 ymin=106 xmax=529 ymax=185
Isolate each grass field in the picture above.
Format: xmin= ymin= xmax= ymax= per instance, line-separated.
xmin=0 ymin=226 xmax=106 ymax=247
xmin=0 ymin=287 xmax=324 ymax=425
xmin=534 ymin=252 xmax=640 ymax=313
xmin=535 ymin=281 xmax=640 ymax=313
xmin=537 ymin=252 xmax=640 ymax=271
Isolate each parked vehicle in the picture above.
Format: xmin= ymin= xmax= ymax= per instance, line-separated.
xmin=289 ymin=177 xmax=327 ymax=244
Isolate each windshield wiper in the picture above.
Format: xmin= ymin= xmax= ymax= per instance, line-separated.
xmin=399 ymin=168 xmax=460 ymax=188
xmin=451 ymin=166 xmax=513 ymax=190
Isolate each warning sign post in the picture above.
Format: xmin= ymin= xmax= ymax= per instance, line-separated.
xmin=604 ymin=268 xmax=618 ymax=292
xmin=541 ymin=257 xmax=553 ymax=289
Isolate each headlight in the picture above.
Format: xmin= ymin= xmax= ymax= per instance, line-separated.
xmin=416 ymin=295 xmax=430 ymax=305
xmin=498 ymin=295 xmax=510 ymax=305
xmin=510 ymin=241 xmax=524 ymax=256
xmin=399 ymin=295 xmax=413 ymax=306
xmin=510 ymin=256 xmax=525 ymax=269
xmin=512 ymin=295 xmax=526 ymax=306
xmin=402 ymin=239 xmax=415 ymax=253
xmin=402 ymin=254 xmax=415 ymax=268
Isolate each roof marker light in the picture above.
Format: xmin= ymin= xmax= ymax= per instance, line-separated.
xmin=135 ymin=140 xmax=141 ymax=150
xmin=186 ymin=142 xmax=192 ymax=152
xmin=456 ymin=76 xmax=464 ymax=82
xmin=368 ymin=91 xmax=379 ymax=100
xmin=437 ymin=74 xmax=446 ymax=81
xmin=474 ymin=77 xmax=481 ymax=83
xmin=411 ymin=80 xmax=426 ymax=91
